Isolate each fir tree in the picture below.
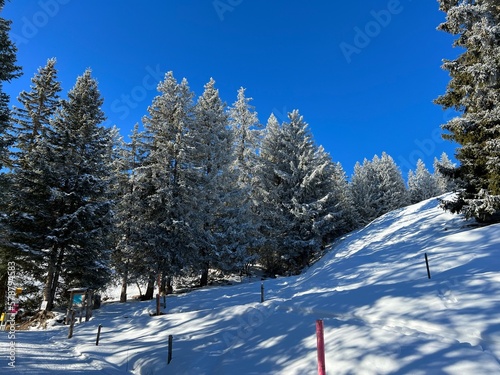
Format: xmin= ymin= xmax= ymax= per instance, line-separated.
xmin=351 ymin=152 xmax=408 ymax=226
xmin=435 ymin=0 xmax=500 ymax=222
xmin=408 ymin=159 xmax=440 ymax=204
xmin=255 ymin=111 xmax=350 ymax=275
xmin=433 ymin=152 xmax=459 ymax=194
xmin=8 ymin=69 xmax=114 ymax=310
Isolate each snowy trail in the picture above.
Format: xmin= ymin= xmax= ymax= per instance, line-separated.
xmin=1 ymin=329 xmax=123 ymax=374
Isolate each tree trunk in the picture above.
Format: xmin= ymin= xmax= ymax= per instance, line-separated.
xmin=166 ymin=276 xmax=173 ymax=295
xmin=144 ymin=274 xmax=155 ymax=300
xmin=43 ymin=246 xmax=63 ymax=311
xmin=199 ymin=265 xmax=209 ymax=287
xmin=120 ymin=262 xmax=129 ymax=303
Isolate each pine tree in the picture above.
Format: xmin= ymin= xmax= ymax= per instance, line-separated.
xmin=190 ymin=78 xmax=248 ymax=285
xmin=255 ymin=110 xmax=350 ymax=275
xmin=0 ymin=0 xmax=21 ymax=169
xmin=5 ymin=59 xmax=62 ymax=308
xmin=0 ymin=0 xmax=22 ymax=309
xmin=408 ymin=159 xmax=440 ymax=204
xmin=10 ymin=69 xmax=114 ymax=310
xmin=435 ymin=0 xmax=500 ymax=222
xmin=433 ymin=152 xmax=459 ymax=194
xmin=351 ymin=152 xmax=408 ymax=226
xmin=138 ymin=71 xmax=197 ymax=296
xmin=12 ymin=58 xmax=60 ymax=154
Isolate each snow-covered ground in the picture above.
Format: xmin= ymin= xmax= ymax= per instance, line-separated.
xmin=2 ymin=195 xmax=500 ymax=374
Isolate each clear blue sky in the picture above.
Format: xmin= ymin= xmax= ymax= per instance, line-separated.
xmin=3 ymin=0 xmax=459 ymax=176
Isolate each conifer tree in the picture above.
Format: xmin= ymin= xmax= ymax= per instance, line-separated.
xmin=138 ymin=71 xmax=197 ymax=296
xmin=433 ymin=152 xmax=459 ymax=194
xmin=435 ymin=0 xmax=500 ymax=222
xmin=408 ymin=159 xmax=440 ymax=204
xmin=351 ymin=153 xmax=408 ymax=226
xmin=8 ymin=69 xmax=113 ymax=310
xmin=191 ymin=78 xmax=246 ymax=285
xmin=255 ymin=111 xmax=349 ymax=274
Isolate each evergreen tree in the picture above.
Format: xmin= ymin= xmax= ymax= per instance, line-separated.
xmin=8 ymin=69 xmax=114 ymax=310
xmin=408 ymin=159 xmax=440 ymax=204
xmin=435 ymin=0 xmax=500 ymax=222
xmin=191 ymin=78 xmax=247 ymax=285
xmin=138 ymin=71 xmax=197 ymax=296
xmin=12 ymin=58 xmax=60 ymax=154
xmin=5 ymin=59 xmax=62 ymax=307
xmin=0 ymin=0 xmax=22 ymax=310
xmin=228 ymin=87 xmax=262 ymax=271
xmin=0 ymin=0 xmax=21 ymax=168
xmin=433 ymin=152 xmax=459 ymax=194
xmin=255 ymin=111 xmax=349 ymax=275
xmin=351 ymin=152 xmax=408 ymax=226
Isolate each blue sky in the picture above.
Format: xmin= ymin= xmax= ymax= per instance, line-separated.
xmin=3 ymin=0 xmax=459 ymax=176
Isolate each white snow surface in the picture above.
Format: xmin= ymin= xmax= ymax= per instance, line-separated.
xmin=2 ymin=195 xmax=500 ymax=374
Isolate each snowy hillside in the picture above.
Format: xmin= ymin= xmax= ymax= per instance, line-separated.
xmin=3 ymin=195 xmax=500 ymax=374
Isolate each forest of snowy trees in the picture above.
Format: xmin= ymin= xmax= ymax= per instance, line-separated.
xmin=1 ymin=0 xmax=499 ymax=312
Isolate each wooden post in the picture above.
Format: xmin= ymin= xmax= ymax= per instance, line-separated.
xmin=96 ymin=324 xmax=102 ymax=346
xmin=163 ymin=295 xmax=166 ymax=309
xmin=425 ymin=253 xmax=431 ymax=279
xmin=316 ymin=320 xmax=326 ymax=375
xmin=260 ymin=283 xmax=264 ymax=303
xmin=85 ymin=290 xmax=93 ymax=322
xmin=167 ymin=335 xmax=173 ymax=364
xmin=156 ymin=294 xmax=161 ymax=316
xmin=68 ymin=310 xmax=76 ymax=339
xmin=66 ymin=291 xmax=74 ymax=325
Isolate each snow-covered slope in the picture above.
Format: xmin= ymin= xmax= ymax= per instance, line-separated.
xmin=3 ymin=196 xmax=500 ymax=374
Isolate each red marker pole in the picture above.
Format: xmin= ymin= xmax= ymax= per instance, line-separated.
xmin=316 ymin=320 xmax=326 ymax=375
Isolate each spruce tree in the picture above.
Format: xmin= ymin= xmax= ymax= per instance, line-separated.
xmin=255 ymin=110 xmax=349 ymax=275
xmin=408 ymin=159 xmax=440 ymax=204
xmin=18 ymin=69 xmax=113 ymax=310
xmin=351 ymin=152 xmax=408 ymax=226
xmin=434 ymin=152 xmax=459 ymax=194
xmin=435 ymin=0 xmax=500 ymax=222
xmin=139 ymin=71 xmax=197 ymax=296
xmin=0 ymin=0 xmax=22 ymax=311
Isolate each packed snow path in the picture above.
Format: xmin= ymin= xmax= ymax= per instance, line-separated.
xmin=1 ymin=329 xmax=123 ymax=374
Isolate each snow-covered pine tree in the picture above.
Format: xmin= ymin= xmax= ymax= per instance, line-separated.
xmin=228 ymin=87 xmax=262 ymax=271
xmin=139 ymin=72 xmax=197 ymax=296
xmin=408 ymin=159 xmax=440 ymax=204
xmin=435 ymin=0 xmax=500 ymax=222
xmin=351 ymin=152 xmax=408 ymax=226
xmin=0 ymin=0 xmax=21 ymax=169
xmin=38 ymin=69 xmax=113 ymax=310
xmin=189 ymin=78 xmax=249 ymax=285
xmin=254 ymin=110 xmax=349 ymax=275
xmin=6 ymin=60 xmax=62 ymax=296
xmin=433 ymin=152 xmax=459 ymax=194
xmin=12 ymin=58 xmax=60 ymax=154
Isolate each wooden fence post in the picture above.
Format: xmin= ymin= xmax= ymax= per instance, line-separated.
xmin=425 ymin=252 xmax=431 ymax=279
xmin=316 ymin=320 xmax=326 ymax=375
xmin=168 ymin=335 xmax=173 ymax=364
xmin=67 ymin=310 xmax=76 ymax=339
xmin=260 ymin=283 xmax=264 ymax=303
xmin=96 ymin=324 xmax=102 ymax=346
